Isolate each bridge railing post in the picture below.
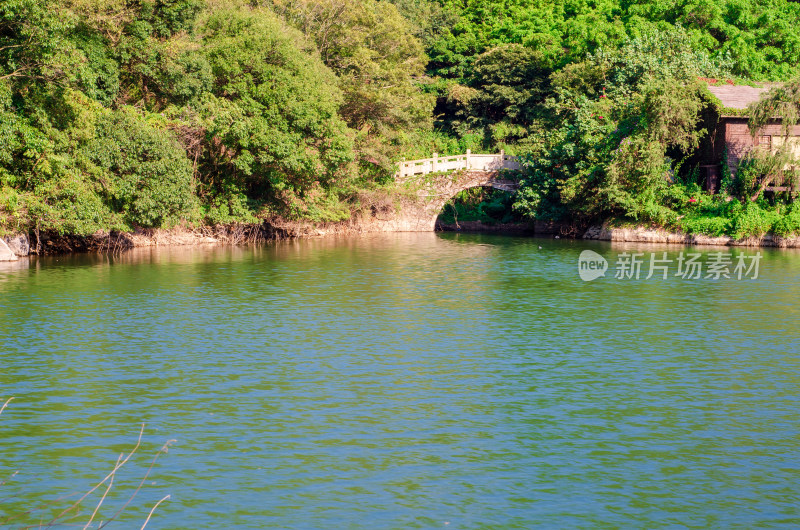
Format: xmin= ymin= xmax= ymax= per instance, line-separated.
xmin=397 ymin=150 xmax=524 ymax=178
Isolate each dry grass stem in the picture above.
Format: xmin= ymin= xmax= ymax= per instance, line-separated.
xmin=82 ymin=453 xmax=122 ymax=530
xmin=46 ymin=424 xmax=145 ymax=527
xmin=97 ymin=439 xmax=176 ymax=529
xmin=0 ymin=470 xmax=19 ymax=488
xmin=140 ymin=495 xmax=171 ymax=530
xmin=0 ymin=397 xmax=14 ymax=416
xmin=2 ymin=403 xmax=172 ymax=528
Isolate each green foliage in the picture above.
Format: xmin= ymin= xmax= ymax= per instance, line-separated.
xmin=441 ymin=44 xmax=552 ymax=145
xmin=1 ymin=81 xmax=196 ymax=233
xmin=145 ymin=0 xmax=205 ymax=37
xmin=678 ymin=212 xmax=730 ymax=237
xmin=23 ymin=170 xmax=118 ymax=235
xmin=513 ymin=94 xmax=610 ymax=222
xmin=438 ymin=188 xmax=520 ymax=224
xmin=6 ymin=0 xmax=800 ymax=240
xmin=0 ymin=0 xmax=81 ymax=84
xmin=0 ymin=84 xmax=120 ymax=234
xmin=81 ymin=107 xmax=198 ymax=227
xmin=114 ymin=10 xmax=212 ymax=109
xmin=589 ymin=25 xmax=732 ymax=98
xmin=514 ymin=28 xmax=723 ymax=226
xmin=732 ymin=157 xmax=761 ymax=198
xmin=468 ymin=45 xmax=550 ymax=124
xmin=0 ymin=82 xmax=49 ymax=185
xmin=196 ymin=6 xmax=355 ymax=222
xmin=749 ymin=80 xmax=800 ymax=133
xmin=773 ymin=202 xmax=800 ymax=236
xmin=394 ymin=128 xmax=485 ymax=161
xmin=719 ymin=147 xmax=734 ymax=195
xmin=71 ymin=31 xmax=121 ymax=105
xmin=428 ymin=0 xmax=800 ymax=81
xmin=673 ymin=192 xmax=730 ymax=236
xmin=727 ymin=200 xmax=781 ymax=239
xmin=675 ymin=197 xmax=790 ymax=239
xmin=385 ymin=0 xmax=458 ymax=49
xmin=270 ymin=0 xmax=435 ymax=171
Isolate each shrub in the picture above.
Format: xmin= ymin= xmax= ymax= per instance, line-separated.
xmin=773 ymin=201 xmax=800 ymax=236
xmin=82 ymin=107 xmax=198 ymax=228
xmin=197 ymin=7 xmax=356 ymax=221
xmin=728 ymin=200 xmax=780 ymax=239
xmin=678 ymin=213 xmax=730 ymax=236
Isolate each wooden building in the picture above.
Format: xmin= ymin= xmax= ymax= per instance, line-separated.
xmin=697 ymin=82 xmax=800 ymax=192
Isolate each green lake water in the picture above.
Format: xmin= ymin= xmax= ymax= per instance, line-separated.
xmin=1 ymin=232 xmax=800 ymax=528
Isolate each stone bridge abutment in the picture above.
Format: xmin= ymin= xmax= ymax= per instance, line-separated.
xmin=362 ymin=152 xmax=523 ymax=231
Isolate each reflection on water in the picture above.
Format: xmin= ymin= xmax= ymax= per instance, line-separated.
xmin=0 ymin=258 xmax=28 ymax=276
xmin=2 ymin=233 xmax=800 ymax=527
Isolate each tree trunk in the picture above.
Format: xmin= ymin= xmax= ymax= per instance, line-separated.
xmin=750 ymin=174 xmax=775 ymax=201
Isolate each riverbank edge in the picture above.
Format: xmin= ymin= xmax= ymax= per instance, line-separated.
xmin=4 ymin=218 xmax=800 ymax=260
xmin=435 ymin=220 xmax=534 ymax=233
xmin=0 ymin=214 xmax=433 ymax=259
xmin=583 ymin=223 xmax=800 ymax=248
xmin=0 ymin=223 xmax=289 ymax=260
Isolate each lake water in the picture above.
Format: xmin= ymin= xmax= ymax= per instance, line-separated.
xmin=1 ymin=232 xmax=800 ymax=528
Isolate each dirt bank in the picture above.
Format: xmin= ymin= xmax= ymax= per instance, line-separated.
xmin=1 ymin=223 xmax=293 ymax=259
xmin=1 ymin=211 xmax=438 ymax=258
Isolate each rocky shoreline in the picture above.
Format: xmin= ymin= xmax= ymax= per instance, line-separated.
xmin=4 ymin=219 xmax=800 ymax=261
xmin=0 ymin=225 xmax=279 ymax=261
xmin=583 ymin=224 xmax=800 ymax=248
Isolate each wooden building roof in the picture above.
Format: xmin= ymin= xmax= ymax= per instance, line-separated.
xmin=706 ymin=83 xmax=778 ymax=112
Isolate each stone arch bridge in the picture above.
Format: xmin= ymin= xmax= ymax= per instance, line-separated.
xmin=387 ymin=151 xmax=523 ymax=231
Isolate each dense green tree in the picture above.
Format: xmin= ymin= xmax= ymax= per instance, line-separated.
xmin=440 ymin=44 xmax=552 ymax=146
xmin=0 ymin=0 xmax=83 ymax=85
xmin=269 ymin=0 xmax=434 ymax=172
xmin=195 ymin=6 xmax=356 ymax=222
xmin=1 ymin=85 xmax=197 ymax=233
xmin=427 ymin=0 xmax=800 ymax=81
xmin=5 ymin=0 xmax=800 ymax=239
xmin=514 ymin=28 xmax=721 ymax=225
xmin=81 ymin=107 xmax=198 ymax=227
xmin=385 ymin=0 xmax=458 ymax=49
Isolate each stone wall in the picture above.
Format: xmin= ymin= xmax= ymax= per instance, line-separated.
xmin=4 ymin=234 xmax=29 ymax=256
xmin=583 ymin=223 xmax=800 ymax=247
xmin=0 ymin=238 xmax=16 ymax=261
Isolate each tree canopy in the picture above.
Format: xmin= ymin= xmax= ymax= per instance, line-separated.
xmin=4 ymin=0 xmax=800 ymax=239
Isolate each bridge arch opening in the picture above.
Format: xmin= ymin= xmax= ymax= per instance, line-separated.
xmin=435 ymin=186 xmax=524 ymax=231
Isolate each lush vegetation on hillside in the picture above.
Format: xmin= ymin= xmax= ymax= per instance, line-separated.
xmin=3 ymin=0 xmax=800 ymax=239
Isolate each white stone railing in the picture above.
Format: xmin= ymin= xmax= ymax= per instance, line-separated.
xmin=397 ymin=150 xmax=522 ymax=178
